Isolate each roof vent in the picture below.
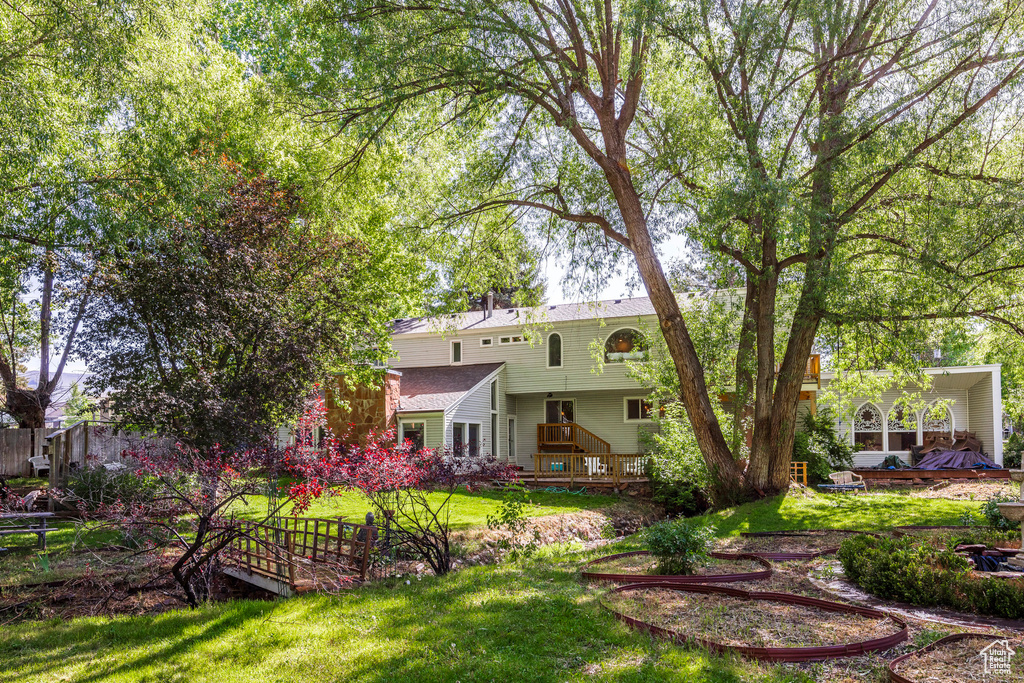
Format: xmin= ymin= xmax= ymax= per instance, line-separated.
xmin=486 ymin=292 xmax=494 ymax=318
xmin=614 ymin=299 xmax=622 ymax=304
xmin=549 ymin=305 xmax=557 ymax=310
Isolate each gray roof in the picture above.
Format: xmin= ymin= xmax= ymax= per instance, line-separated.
xmin=392 ymin=296 xmax=657 ymax=335
xmin=397 ymin=362 xmax=505 ymax=413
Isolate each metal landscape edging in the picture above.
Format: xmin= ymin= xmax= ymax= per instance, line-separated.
xmin=581 ymin=550 xmax=772 ymax=584
xmin=887 ymin=632 xmax=1006 ymax=683
xmin=602 ymin=582 xmax=909 ymax=663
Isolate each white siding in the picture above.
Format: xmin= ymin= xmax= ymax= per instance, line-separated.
xmin=967 ymin=373 xmax=999 ymax=463
xmin=390 ymin=315 xmax=659 ymax=394
xmin=446 ymin=374 xmax=501 ymax=458
xmin=398 ymin=413 xmax=444 ymax=450
xmin=513 ymin=390 xmax=657 ymax=469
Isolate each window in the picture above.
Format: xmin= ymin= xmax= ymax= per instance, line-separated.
xmin=547 ymin=332 xmax=562 ymax=368
xmin=853 ymin=404 xmax=883 ymax=451
xmin=468 ymin=423 xmax=480 ymax=457
xmin=887 ymin=407 xmax=919 ymax=451
xmin=498 ymin=334 xmax=527 ymax=345
xmin=453 ymin=422 xmax=466 ymax=455
xmin=400 ymin=421 xmax=425 ymax=450
xmin=624 ymin=397 xmax=655 ymax=422
xmin=604 ymin=328 xmax=646 ymax=362
xmin=490 ymin=379 xmax=498 ymax=411
xmin=507 ymin=417 xmax=516 ymax=462
xmin=490 ymin=414 xmax=498 ymax=458
xmin=480 ymin=338 xmax=493 ymax=347
xmin=450 ymin=340 xmax=462 ymax=364
xmin=923 ymin=402 xmax=953 ymax=436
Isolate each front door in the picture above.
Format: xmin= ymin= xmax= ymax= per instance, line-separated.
xmin=545 ymin=399 xmax=575 ymax=424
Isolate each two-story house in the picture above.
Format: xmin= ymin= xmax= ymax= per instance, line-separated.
xmin=324 ymin=294 xmax=1005 ymax=482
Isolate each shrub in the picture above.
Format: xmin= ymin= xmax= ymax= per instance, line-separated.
xmin=65 ymin=464 xmax=167 ymax=510
xmin=981 ymin=494 xmax=1021 ymax=531
xmin=1005 ymin=433 xmax=1023 ymax=469
xmin=838 ymin=534 xmax=1024 ymax=620
xmin=792 ymin=408 xmax=855 ymax=484
xmin=644 ymin=517 xmax=715 ymax=575
xmin=486 ymin=483 xmax=541 ymax=559
xmin=639 ymin=401 xmax=714 ymax=514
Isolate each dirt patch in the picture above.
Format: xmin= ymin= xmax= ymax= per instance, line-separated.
xmin=715 ymin=530 xmax=863 ymax=557
xmin=891 ymin=636 xmax=1024 ymax=682
xmin=897 ymin=480 xmax=1019 ymax=501
xmin=588 ymin=552 xmax=764 ymax=578
xmin=604 ymin=587 xmax=903 ymax=649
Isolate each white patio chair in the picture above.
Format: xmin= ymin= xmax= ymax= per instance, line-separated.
xmin=27 ymin=455 xmax=50 ymax=477
xmin=585 ymin=457 xmax=607 ymax=477
xmin=828 ymin=470 xmax=866 ymax=491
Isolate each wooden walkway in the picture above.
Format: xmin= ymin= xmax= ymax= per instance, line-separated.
xmin=532 ymin=453 xmax=649 ymax=487
xmin=222 ymin=517 xmax=376 ymax=596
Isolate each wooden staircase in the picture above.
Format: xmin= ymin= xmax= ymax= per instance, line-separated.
xmin=537 ymin=423 xmax=610 ymax=454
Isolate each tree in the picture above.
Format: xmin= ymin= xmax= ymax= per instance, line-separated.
xmin=81 ymin=164 xmax=401 ymax=450
xmin=245 ymin=0 xmax=1024 ymax=501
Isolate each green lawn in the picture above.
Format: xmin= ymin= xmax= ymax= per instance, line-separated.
xmin=232 ymin=487 xmax=623 ymax=529
xmin=0 ymin=490 xmax=991 ymax=682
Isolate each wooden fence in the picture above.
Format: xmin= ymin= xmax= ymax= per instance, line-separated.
xmin=224 ymin=517 xmax=376 ymax=589
xmin=0 ymin=422 xmax=162 ymax=478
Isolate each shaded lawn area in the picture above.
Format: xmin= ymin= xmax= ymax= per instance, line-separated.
xmin=0 ymin=524 xmax=125 ymax=587
xmin=231 ymin=487 xmax=623 ymax=529
xmin=0 ymin=490 xmax=985 ymax=682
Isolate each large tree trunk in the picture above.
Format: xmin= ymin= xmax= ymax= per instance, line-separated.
xmin=4 ymin=387 xmax=49 ymax=428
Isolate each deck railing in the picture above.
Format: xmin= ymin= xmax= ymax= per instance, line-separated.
xmin=536 ymin=423 xmax=611 ymax=454
xmin=532 ymin=453 xmax=648 ymax=485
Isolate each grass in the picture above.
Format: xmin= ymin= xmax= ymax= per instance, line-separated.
xmin=232 ymin=487 xmax=623 ymax=529
xmin=0 ymin=489 xmax=993 ymax=682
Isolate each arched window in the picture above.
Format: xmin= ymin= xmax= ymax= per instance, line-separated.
xmin=853 ymin=403 xmax=883 ymax=451
xmin=604 ymin=328 xmax=646 ymax=363
xmin=547 ymin=332 xmax=562 ymax=368
xmin=923 ymin=402 xmax=953 ymax=436
xmin=887 ymin=407 xmax=919 ymax=452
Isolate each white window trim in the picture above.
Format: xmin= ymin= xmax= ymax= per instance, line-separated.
xmin=399 ymin=419 xmax=427 ymax=447
xmin=450 ymin=339 xmax=463 ymax=365
xmin=468 ymin=422 xmax=482 ymax=456
xmin=850 ymin=401 xmax=884 ymax=453
xmin=623 ymin=396 xmax=656 ymax=423
xmin=498 ymin=334 xmax=528 ymax=345
xmin=604 ymin=328 xmax=647 ymax=363
xmin=546 ymin=332 xmax=563 ymax=369
xmin=452 ymin=421 xmax=468 ymax=452
xmin=507 ymin=415 xmax=517 ymax=462
xmin=480 ymin=337 xmax=494 ymax=347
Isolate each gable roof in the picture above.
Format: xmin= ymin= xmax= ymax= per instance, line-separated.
xmin=391 ymin=296 xmax=658 ymax=336
xmin=397 ymin=362 xmax=505 ymax=413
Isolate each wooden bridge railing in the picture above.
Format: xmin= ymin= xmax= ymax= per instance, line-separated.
xmin=536 ymin=423 xmax=611 ymax=454
xmin=532 ymin=453 xmax=648 ymax=485
xmin=224 ymin=516 xmax=376 ymax=587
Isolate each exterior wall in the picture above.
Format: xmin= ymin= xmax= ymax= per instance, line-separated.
xmin=512 ymin=389 xmax=657 ymax=469
xmin=821 ymin=378 xmax=975 ymax=468
xmin=389 ymin=315 xmax=659 ymax=394
xmin=967 ymin=373 xmax=1000 ymax=465
xmin=445 ymin=371 xmax=504 ymax=458
xmin=325 ymin=371 xmax=400 ymax=444
xmin=397 ymin=412 xmax=445 ymax=450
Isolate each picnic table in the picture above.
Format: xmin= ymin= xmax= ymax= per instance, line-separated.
xmin=0 ymin=512 xmax=58 ymax=551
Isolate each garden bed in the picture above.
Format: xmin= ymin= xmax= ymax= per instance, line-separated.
xmin=889 ymin=633 xmax=1024 ymax=682
xmin=715 ymin=529 xmax=874 ymax=559
xmin=581 ymin=550 xmax=771 ymax=584
xmin=601 ymin=583 xmax=907 ymax=661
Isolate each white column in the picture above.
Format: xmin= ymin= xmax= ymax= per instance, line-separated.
xmin=993 ymin=365 xmax=1004 ymax=466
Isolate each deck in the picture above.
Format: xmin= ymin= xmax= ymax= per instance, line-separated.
xmin=532 ymin=453 xmax=649 ymax=487
xmin=853 ymin=468 xmax=1009 ymax=481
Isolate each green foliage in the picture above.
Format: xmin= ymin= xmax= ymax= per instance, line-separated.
xmin=981 ymin=494 xmax=1021 ymax=531
xmin=639 ymin=401 xmax=714 ymax=514
xmin=486 ymin=483 xmax=541 ymax=559
xmin=838 ymin=534 xmax=1024 ymax=620
xmin=64 ymin=465 xmax=167 ymax=510
xmin=61 ymin=384 xmax=97 ymax=424
xmin=791 ymin=408 xmax=856 ymax=485
xmin=643 ymin=518 xmax=715 ymax=576
xmin=1004 ymin=433 xmax=1024 ymax=469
